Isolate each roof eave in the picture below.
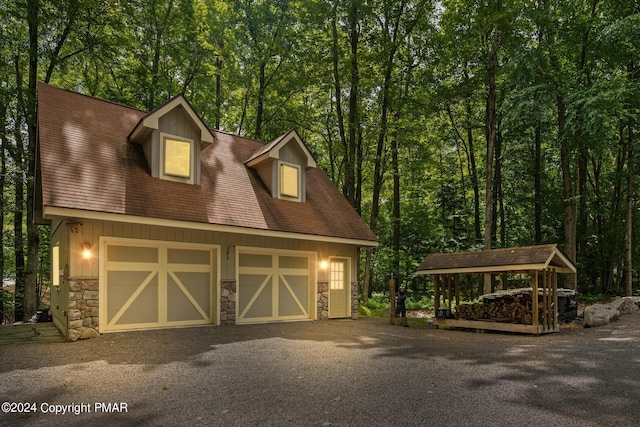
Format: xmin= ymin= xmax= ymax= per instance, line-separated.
xmin=42 ymin=206 xmax=378 ymax=248
xmin=417 ymin=264 xmax=576 ymax=275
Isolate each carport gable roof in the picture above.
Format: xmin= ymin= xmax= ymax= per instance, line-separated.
xmin=416 ymin=244 xmax=576 ymax=275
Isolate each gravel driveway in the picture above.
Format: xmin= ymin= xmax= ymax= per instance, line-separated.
xmin=1 ymin=313 xmax=639 ymax=427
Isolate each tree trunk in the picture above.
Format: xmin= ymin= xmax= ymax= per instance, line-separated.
xmin=343 ymin=0 xmax=359 ymax=208
xmin=392 ymin=135 xmax=400 ymax=279
xmin=255 ymin=61 xmax=265 ymax=140
xmin=546 ymin=7 xmax=577 ymax=288
xmin=0 ymin=99 xmax=6 ymax=322
xmin=534 ymin=126 xmax=542 ymax=244
xmin=492 ymin=127 xmax=504 ymax=246
xmin=497 ymin=130 xmax=505 ymax=245
xmin=330 ymin=3 xmax=347 ymax=156
xmin=148 ymin=0 xmax=174 ymax=110
xmin=13 ymin=54 xmax=27 ymax=321
xmin=215 ymin=56 xmax=222 ymax=130
xmin=483 ymin=4 xmax=500 ymax=293
xmin=626 ymin=61 xmax=635 ymax=297
xmin=467 ymin=95 xmax=482 ymax=245
xmin=559 ymin=95 xmax=577 ymax=290
xmin=22 ymin=0 xmax=40 ymax=320
xmin=362 ymin=248 xmax=373 ymax=304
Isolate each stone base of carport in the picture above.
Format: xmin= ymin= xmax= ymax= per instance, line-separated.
xmin=66 ymin=278 xmax=101 ymax=341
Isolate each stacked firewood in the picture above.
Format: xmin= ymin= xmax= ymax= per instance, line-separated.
xmin=455 ymin=294 xmax=541 ymax=324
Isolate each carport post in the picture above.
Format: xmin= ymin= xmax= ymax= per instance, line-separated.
xmin=434 ymin=275 xmax=440 ymax=311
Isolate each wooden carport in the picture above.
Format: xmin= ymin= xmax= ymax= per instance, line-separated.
xmin=416 ymin=244 xmax=577 ymax=334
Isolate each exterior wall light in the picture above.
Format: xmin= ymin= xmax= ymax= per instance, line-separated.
xmin=320 ymin=260 xmax=329 ymax=270
xmin=82 ymin=242 xmax=92 ymax=260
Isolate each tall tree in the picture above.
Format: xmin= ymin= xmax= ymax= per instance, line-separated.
xmin=482 ymin=0 xmax=503 ymax=293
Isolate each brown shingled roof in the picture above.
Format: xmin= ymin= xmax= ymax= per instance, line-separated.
xmin=417 ymin=244 xmax=576 ymax=274
xmin=37 ymin=83 xmax=377 ymax=245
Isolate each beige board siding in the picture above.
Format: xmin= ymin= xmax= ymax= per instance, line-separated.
xmin=50 ymin=221 xmax=69 ymax=337
xmin=279 ymin=140 xmax=306 ymax=165
xmin=65 ymin=219 xmax=357 ymax=282
xmin=255 ymin=161 xmax=274 ymax=196
xmin=158 ymin=106 xmax=200 ymax=141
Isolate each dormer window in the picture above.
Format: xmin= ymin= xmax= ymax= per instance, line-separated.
xmin=279 ymin=162 xmax=300 ymax=200
xmin=163 ymin=134 xmax=192 ymax=179
xmin=128 ymin=95 xmax=215 ymax=186
xmin=245 ymin=130 xmax=317 ymax=204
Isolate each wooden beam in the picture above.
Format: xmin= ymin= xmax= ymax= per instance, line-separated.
xmin=434 ymin=275 xmax=440 ymax=310
xmin=434 ymin=318 xmax=549 ymax=334
xmin=543 ymin=269 xmax=549 ymax=331
xmin=552 ymin=269 xmax=558 ymax=330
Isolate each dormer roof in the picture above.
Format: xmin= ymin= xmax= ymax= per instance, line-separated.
xmin=245 ymin=129 xmax=317 ymax=168
xmin=128 ymin=95 xmax=215 ymax=149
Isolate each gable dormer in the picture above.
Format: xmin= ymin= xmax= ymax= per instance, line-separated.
xmin=128 ymin=96 xmax=214 ymax=185
xmin=246 ymin=130 xmax=316 ymax=202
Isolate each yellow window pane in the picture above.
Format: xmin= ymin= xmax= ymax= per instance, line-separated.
xmin=330 ymin=262 xmax=344 ymax=290
xmin=280 ymin=164 xmax=299 ymax=198
xmin=164 ymin=139 xmax=191 ymax=178
xmin=52 ymin=246 xmax=60 ymax=287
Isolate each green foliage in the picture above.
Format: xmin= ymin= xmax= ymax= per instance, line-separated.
xmin=361 ymin=291 xmax=434 ymax=313
xmin=405 ymin=295 xmax=434 ymax=311
xmin=364 ymin=292 xmax=390 ymax=311
xmin=0 ymin=288 xmax=13 ymax=324
xmin=1 ymin=0 xmax=640 ymax=307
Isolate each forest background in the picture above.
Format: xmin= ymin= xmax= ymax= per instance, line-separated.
xmin=1 ymin=0 xmax=639 ymax=321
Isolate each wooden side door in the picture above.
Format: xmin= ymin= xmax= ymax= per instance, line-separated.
xmin=329 ymin=258 xmax=349 ymax=318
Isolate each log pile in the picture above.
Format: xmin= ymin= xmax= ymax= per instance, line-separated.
xmin=455 ymin=293 xmax=541 ymax=324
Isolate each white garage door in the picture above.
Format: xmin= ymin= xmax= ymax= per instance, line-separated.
xmin=237 ymin=248 xmax=314 ymax=324
xmin=101 ymin=238 xmax=217 ymax=331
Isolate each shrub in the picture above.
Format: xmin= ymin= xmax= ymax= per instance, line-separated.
xmin=405 ymin=295 xmax=434 ymax=311
xmin=364 ymin=292 xmax=390 ymax=310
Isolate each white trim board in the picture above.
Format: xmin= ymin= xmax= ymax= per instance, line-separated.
xmin=44 ymin=207 xmax=378 ymax=247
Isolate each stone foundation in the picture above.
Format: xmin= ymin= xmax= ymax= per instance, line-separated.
xmin=317 ymin=282 xmax=329 ymax=319
xmin=220 ymin=280 xmax=237 ymax=325
xmin=67 ymin=278 xmax=100 ymax=341
xmin=61 ymin=277 xmax=351 ymax=336
xmin=351 ymin=281 xmax=359 ymax=319
xmin=317 ymin=281 xmax=358 ymax=320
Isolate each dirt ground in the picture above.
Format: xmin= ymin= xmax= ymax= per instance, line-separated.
xmin=1 ymin=310 xmax=640 ymax=426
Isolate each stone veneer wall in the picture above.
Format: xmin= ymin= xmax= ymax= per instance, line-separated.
xmin=351 ymin=281 xmax=359 ymax=319
xmin=63 ymin=278 xmax=351 ymax=336
xmin=317 ymin=282 xmax=329 ymax=320
xmin=67 ymin=278 xmax=101 ymax=341
xmin=220 ymin=280 xmax=237 ymax=325
xmin=317 ymin=281 xmax=359 ymax=320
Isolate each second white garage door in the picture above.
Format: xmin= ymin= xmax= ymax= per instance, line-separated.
xmin=237 ymin=248 xmax=315 ymax=324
